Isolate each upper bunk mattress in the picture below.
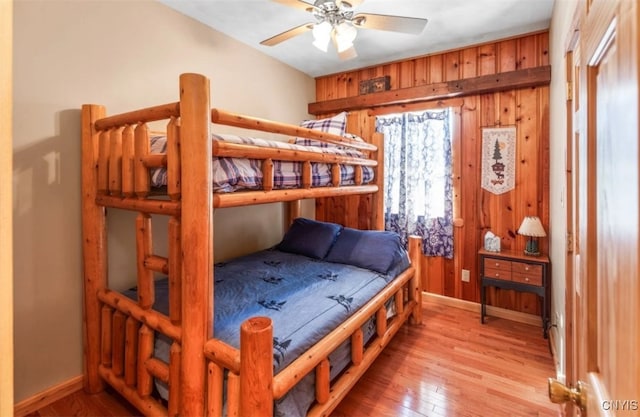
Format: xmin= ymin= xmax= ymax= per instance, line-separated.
xmin=149 ymin=133 xmax=375 ymax=193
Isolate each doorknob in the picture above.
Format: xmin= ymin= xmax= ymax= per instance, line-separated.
xmin=548 ymin=378 xmax=587 ymax=412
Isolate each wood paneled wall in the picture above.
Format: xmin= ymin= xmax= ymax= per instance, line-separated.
xmin=315 ymin=32 xmax=550 ymax=315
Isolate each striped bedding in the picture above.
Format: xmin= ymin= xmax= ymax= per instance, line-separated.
xmin=149 ymin=133 xmax=375 ymax=192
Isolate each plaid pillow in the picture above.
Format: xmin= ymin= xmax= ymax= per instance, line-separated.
xmin=295 ymin=112 xmax=347 ymax=147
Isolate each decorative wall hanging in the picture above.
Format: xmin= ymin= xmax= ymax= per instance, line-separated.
xmin=481 ymin=126 xmax=516 ymax=195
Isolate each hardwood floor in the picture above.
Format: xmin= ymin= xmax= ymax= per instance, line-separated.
xmin=332 ymin=300 xmax=559 ymax=417
xmin=29 ymin=300 xmax=559 ymax=417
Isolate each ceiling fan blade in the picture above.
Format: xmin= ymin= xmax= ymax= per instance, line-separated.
xmin=353 ymin=13 xmax=428 ymax=35
xmin=260 ymin=23 xmax=313 ymax=46
xmin=337 ymin=45 xmax=358 ymax=60
xmin=272 ymin=0 xmax=315 ymax=12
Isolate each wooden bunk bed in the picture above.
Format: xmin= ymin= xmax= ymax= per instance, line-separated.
xmin=81 ymin=73 xmax=422 ymax=417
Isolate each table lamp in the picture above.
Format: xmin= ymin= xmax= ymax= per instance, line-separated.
xmin=517 ymin=216 xmax=546 ymax=256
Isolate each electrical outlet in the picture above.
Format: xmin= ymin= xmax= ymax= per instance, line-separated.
xmin=461 ymin=269 xmax=470 ymax=282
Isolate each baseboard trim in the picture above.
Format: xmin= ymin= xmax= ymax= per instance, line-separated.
xmin=423 ymin=291 xmax=543 ymax=327
xmin=14 ymin=375 xmax=84 ymax=417
xmin=548 ymin=324 xmax=561 ymax=375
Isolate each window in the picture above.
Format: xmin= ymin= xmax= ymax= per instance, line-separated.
xmin=376 ymin=109 xmax=454 ymax=258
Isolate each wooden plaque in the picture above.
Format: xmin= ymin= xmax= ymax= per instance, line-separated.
xmin=359 ymin=76 xmax=391 ymax=95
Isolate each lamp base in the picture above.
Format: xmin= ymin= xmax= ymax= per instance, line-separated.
xmin=524 ymin=238 xmax=540 ymax=256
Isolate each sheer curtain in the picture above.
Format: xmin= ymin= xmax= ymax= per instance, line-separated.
xmin=376 ymin=109 xmax=454 ymax=258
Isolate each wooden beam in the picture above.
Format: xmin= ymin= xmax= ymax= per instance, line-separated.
xmin=308 ymin=65 xmax=551 ymax=115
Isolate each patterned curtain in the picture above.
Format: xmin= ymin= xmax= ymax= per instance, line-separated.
xmin=376 ymin=109 xmax=454 ymax=258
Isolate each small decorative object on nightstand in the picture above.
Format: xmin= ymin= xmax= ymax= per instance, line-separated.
xmin=517 ymin=216 xmax=546 ymax=256
xmin=484 ymin=231 xmax=501 ymax=252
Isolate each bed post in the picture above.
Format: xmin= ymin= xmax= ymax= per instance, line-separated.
xmin=240 ymin=317 xmax=274 ymax=417
xmin=285 ymin=200 xmax=301 ymax=229
xmin=179 ymin=73 xmax=213 ymax=417
xmin=371 ymin=132 xmax=384 ymax=231
xmin=408 ymin=235 xmax=423 ymax=325
xmin=81 ymin=104 xmax=107 ymax=393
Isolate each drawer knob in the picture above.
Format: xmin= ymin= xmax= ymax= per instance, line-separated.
xmin=525 ymin=277 xmax=530 ymax=282
xmin=525 ymin=266 xmax=530 ymax=271
xmin=495 ymin=262 xmax=500 ymax=267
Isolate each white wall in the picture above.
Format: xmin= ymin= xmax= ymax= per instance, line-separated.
xmin=549 ymin=0 xmax=579 ymax=382
xmin=13 ymin=0 xmax=314 ymax=402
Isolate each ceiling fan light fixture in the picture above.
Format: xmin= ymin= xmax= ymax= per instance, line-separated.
xmin=312 ymin=37 xmax=330 ymax=52
xmin=333 ymin=21 xmax=357 ymax=53
xmin=262 ymin=0 xmax=428 ymax=62
xmin=312 ymin=21 xmax=332 ymax=52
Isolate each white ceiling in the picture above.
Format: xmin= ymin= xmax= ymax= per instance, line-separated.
xmin=159 ymin=0 xmax=555 ymax=78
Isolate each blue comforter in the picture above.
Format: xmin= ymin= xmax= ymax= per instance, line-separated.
xmin=128 ymin=248 xmax=406 ymax=416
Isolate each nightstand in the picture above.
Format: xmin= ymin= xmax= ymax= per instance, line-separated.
xmin=479 ymin=248 xmax=550 ymax=338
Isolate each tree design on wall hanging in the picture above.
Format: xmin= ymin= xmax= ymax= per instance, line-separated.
xmin=481 ymin=127 xmax=516 ymax=195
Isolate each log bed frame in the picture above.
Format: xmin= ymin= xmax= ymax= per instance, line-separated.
xmin=81 ymin=73 xmax=422 ymax=417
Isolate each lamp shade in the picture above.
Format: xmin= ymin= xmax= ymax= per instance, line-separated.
xmin=312 ymin=21 xmax=332 ymax=52
xmin=517 ymin=216 xmax=546 ymax=237
xmin=333 ymin=21 xmax=357 ymax=53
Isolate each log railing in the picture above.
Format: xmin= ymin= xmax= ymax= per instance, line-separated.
xmin=210 ymin=108 xmax=376 ymax=152
xmin=90 ymin=110 xmax=379 ymax=211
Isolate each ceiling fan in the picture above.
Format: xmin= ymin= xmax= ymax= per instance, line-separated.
xmin=260 ymin=0 xmax=428 ymax=60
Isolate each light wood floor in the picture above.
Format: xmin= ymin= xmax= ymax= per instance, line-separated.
xmin=30 ymin=300 xmax=559 ymax=417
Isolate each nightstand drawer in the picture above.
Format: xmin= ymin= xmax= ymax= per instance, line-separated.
xmin=512 ymin=262 xmax=542 ymax=276
xmin=484 ymin=258 xmax=512 ymax=272
xmin=512 ymin=272 xmax=542 ymax=286
xmin=484 ymin=267 xmax=512 ymax=281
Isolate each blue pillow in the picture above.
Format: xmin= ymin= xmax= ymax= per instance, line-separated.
xmin=325 ymin=228 xmax=408 ymax=274
xmin=277 ymin=218 xmax=343 ymax=259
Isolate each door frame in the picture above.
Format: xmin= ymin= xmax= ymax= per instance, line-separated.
xmin=0 ymin=0 xmax=14 ymax=414
xmin=562 ymin=3 xmax=583 ymax=414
